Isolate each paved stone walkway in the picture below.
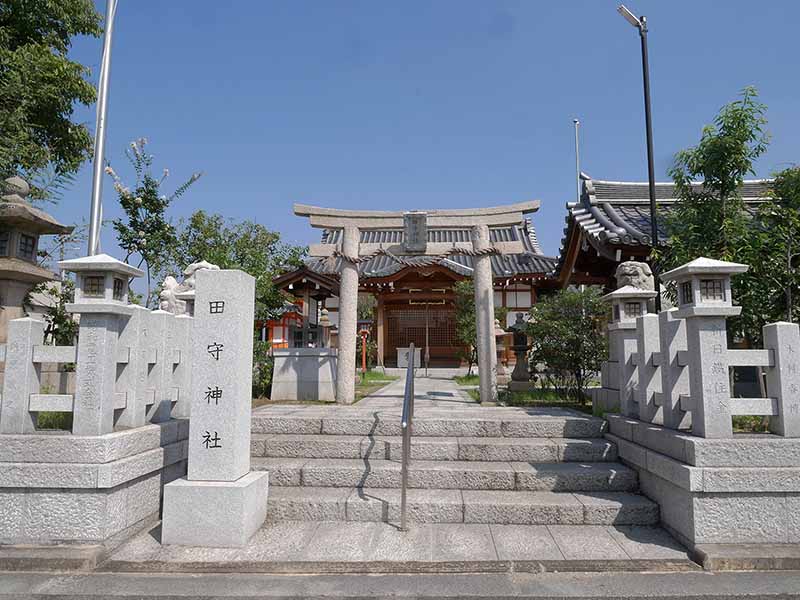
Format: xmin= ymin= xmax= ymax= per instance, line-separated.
xmin=101 ymin=521 xmax=694 ymax=573
xmin=357 ymin=372 xmax=475 ymax=409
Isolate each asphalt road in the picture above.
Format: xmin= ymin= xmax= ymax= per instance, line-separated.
xmin=2 ymin=570 xmax=800 ymax=599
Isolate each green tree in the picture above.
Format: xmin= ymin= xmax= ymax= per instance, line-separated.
xmin=109 ymin=138 xmax=201 ymax=305
xmin=453 ymin=278 xmax=507 ymax=375
xmin=170 ymin=211 xmax=306 ymax=399
xmin=0 ymin=0 xmax=101 ymax=188
xmin=170 ymin=210 xmax=306 ymax=320
xmin=526 ymin=287 xmax=607 ymax=400
xmin=654 ymin=87 xmax=772 ymax=342
xmin=742 ymin=166 xmax=800 ymax=329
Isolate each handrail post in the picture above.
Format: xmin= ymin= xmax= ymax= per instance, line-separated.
xmin=400 ymin=343 xmax=415 ymax=531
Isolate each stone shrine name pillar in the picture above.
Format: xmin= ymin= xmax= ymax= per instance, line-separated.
xmin=162 ymin=269 xmax=268 ymax=547
xmin=472 ymin=224 xmax=498 ymax=404
xmin=336 ymin=225 xmax=360 ymax=404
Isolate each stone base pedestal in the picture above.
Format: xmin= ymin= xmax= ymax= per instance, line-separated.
xmin=0 ymin=420 xmax=188 ymax=543
xmin=591 ymin=387 xmax=620 ymax=414
xmin=606 ymin=414 xmax=800 ymax=548
xmin=161 ymin=471 xmax=269 ymax=547
xmin=271 ymin=349 xmax=337 ymax=402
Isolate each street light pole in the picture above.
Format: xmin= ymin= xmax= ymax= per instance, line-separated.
xmin=618 ymin=5 xmax=661 ymax=311
xmin=87 ymin=0 xmax=118 ymax=256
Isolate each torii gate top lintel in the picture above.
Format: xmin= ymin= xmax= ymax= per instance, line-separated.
xmin=293 ymin=200 xmax=541 ymax=231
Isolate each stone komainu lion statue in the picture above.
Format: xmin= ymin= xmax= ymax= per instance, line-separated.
xmin=158 ymin=260 xmax=220 ymax=314
xmin=615 ymin=261 xmax=654 ymax=291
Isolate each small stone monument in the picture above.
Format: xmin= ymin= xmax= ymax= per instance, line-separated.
xmin=161 ymin=269 xmax=268 ymax=547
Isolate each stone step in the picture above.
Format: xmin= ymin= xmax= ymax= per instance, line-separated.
xmin=251 ymin=434 xmax=617 ymax=463
xmin=266 ymin=487 xmax=659 ymax=526
xmin=252 ymin=458 xmax=638 ymax=492
xmin=251 ymin=412 xmax=606 ymax=439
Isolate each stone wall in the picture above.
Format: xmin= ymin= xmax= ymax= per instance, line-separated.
xmin=0 ymin=420 xmax=188 ymax=542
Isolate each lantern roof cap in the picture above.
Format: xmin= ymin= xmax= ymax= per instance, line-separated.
xmin=602 ymin=285 xmax=657 ymax=301
xmin=660 ymin=257 xmax=749 ymax=282
xmin=59 ymin=253 xmax=145 ymax=278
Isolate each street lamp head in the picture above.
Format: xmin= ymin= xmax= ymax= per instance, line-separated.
xmin=617 ymin=4 xmax=642 ymax=29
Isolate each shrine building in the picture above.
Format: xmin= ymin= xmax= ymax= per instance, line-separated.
xmin=273 ymin=201 xmax=558 ymax=369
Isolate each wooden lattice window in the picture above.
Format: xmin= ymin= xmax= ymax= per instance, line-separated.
xmin=386 ymin=308 xmax=457 ymax=350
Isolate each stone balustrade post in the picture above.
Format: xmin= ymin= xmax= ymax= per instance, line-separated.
xmin=336 ymin=226 xmax=360 ymax=404
xmin=170 ymin=313 xmax=194 ymax=418
xmin=472 ymin=224 xmax=498 ymax=404
xmin=72 ymin=311 xmax=123 ymax=435
xmin=763 ymin=322 xmax=800 ymax=437
xmin=114 ymin=305 xmax=149 ymax=429
xmin=144 ymin=310 xmax=174 ymax=423
xmin=0 ymin=317 xmax=44 ymax=433
xmin=657 ymin=309 xmax=691 ymax=430
xmin=635 ymin=313 xmax=661 ymax=424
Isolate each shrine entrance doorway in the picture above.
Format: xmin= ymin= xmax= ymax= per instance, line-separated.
xmin=385 ymin=304 xmax=461 ymax=368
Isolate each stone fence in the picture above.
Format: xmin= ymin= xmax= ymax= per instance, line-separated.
xmin=0 ymin=307 xmax=192 ymax=436
xmin=0 ymin=254 xmax=191 ymax=544
xmin=593 ymin=257 xmax=800 ymax=549
xmin=594 ymin=257 xmax=800 ymax=439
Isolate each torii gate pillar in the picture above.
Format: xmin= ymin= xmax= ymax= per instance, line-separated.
xmin=336 ymin=226 xmax=360 ymax=404
xmin=472 ymin=224 xmax=498 ymax=404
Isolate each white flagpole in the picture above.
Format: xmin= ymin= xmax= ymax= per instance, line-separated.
xmin=87 ymin=0 xmax=118 ymax=255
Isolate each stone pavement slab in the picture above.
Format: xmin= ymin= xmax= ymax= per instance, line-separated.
xmin=97 ymin=520 xmax=697 ymax=574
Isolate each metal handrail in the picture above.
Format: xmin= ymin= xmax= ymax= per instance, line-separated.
xmin=399 ymin=343 xmax=415 ymax=531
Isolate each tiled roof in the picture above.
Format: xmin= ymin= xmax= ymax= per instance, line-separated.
xmin=307 ymin=221 xmax=556 ymax=280
xmin=554 ymin=174 xmax=772 ymax=273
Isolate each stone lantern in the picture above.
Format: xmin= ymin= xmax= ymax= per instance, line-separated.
xmin=602 ymin=285 xmax=657 ymax=417
xmin=508 ymin=312 xmax=532 ymax=391
xmin=59 ymin=253 xmax=144 ymax=435
xmin=662 ymin=257 xmax=747 ymax=318
xmin=661 ymin=257 xmax=748 ymax=438
xmin=0 ymin=176 xmax=73 ymax=342
xmin=603 ymin=285 xmax=657 ymax=327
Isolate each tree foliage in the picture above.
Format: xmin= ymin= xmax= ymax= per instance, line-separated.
xmin=169 ymin=210 xmax=306 ymax=321
xmin=0 ymin=0 xmax=101 ymax=185
xmin=453 ymin=278 xmax=507 ymax=375
xmin=654 ymin=87 xmax=800 ymax=343
xmin=109 ymin=138 xmax=201 ymax=306
xmin=525 ymin=288 xmax=607 ymax=400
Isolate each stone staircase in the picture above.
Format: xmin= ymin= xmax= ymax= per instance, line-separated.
xmin=250 ymin=406 xmax=660 ymax=527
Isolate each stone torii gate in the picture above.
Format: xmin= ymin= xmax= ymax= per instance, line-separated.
xmin=295 ymin=201 xmax=540 ymax=404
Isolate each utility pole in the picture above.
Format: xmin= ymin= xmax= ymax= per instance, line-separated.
xmin=87 ymin=0 xmax=118 ymax=256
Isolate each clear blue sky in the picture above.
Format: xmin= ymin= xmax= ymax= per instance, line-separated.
xmin=57 ymin=0 xmax=799 ymax=261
